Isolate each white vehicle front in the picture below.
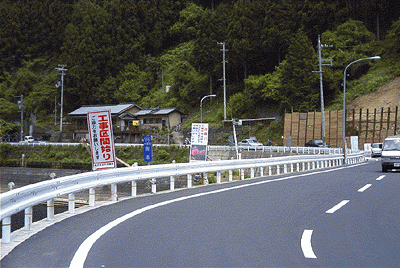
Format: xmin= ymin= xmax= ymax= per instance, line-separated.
xmin=381 ymin=135 xmax=400 ymax=172
xmin=371 ymin=143 xmax=383 ymax=157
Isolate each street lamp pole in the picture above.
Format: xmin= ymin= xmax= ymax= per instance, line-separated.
xmin=342 ymin=56 xmax=380 ymax=147
xmin=200 ymin=94 xmax=216 ymax=123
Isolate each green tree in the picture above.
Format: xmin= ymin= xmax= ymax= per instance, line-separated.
xmin=279 ymin=29 xmax=318 ymax=112
xmin=321 ymin=19 xmax=377 ymax=105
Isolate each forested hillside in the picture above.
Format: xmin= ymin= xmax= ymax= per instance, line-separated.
xmin=1 ymin=0 xmax=400 ymax=135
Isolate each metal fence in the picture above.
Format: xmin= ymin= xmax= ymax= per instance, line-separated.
xmin=0 ymin=152 xmax=365 ymax=244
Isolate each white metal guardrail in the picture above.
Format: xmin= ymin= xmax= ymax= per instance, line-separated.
xmin=4 ymin=142 xmax=343 ymax=154
xmin=0 ymin=152 xmax=364 ymax=244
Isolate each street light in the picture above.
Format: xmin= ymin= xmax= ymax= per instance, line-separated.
xmin=200 ymin=94 xmax=216 ymax=123
xmin=342 ymin=56 xmax=380 ymax=147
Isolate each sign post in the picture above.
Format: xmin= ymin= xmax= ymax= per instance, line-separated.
xmin=190 ymin=123 xmax=209 ymax=162
xmin=143 ymin=135 xmax=153 ymax=164
xmin=87 ymin=110 xmax=117 ymax=170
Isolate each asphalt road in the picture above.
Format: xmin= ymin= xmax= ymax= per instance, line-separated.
xmin=2 ymin=160 xmax=399 ymax=267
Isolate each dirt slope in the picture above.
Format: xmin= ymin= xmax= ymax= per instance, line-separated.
xmin=347 ymin=76 xmax=400 ymax=110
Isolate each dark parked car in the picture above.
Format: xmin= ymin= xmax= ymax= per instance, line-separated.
xmin=305 ymin=139 xmax=331 ymax=148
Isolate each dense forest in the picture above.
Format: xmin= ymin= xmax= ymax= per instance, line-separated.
xmin=1 ymin=0 xmax=400 ymax=135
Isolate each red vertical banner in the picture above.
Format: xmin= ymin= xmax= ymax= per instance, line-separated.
xmin=87 ymin=110 xmax=117 ymax=170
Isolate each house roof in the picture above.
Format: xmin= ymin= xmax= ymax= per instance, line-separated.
xmin=133 ymin=107 xmax=184 ymax=117
xmin=68 ymin=103 xmax=140 ymax=116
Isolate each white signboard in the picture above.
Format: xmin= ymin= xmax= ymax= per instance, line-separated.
xmin=190 ymin=123 xmax=209 ymax=161
xmin=87 ymin=110 xmax=117 ymax=170
xmin=191 ymin=123 xmax=209 ymax=145
xmin=350 ymin=136 xmax=359 ymax=152
xmin=364 ymin=143 xmax=372 ymax=157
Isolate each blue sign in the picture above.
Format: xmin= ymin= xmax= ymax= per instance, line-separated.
xmin=143 ymin=135 xmax=152 ymax=162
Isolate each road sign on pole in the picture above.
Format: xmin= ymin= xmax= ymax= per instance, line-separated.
xmin=143 ymin=135 xmax=153 ymax=163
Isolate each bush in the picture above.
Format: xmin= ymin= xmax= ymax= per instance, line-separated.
xmin=0 ymin=144 xmax=12 ymax=161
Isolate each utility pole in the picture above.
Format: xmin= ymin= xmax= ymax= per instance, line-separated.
xmin=217 ymin=42 xmax=228 ymax=121
xmin=16 ymin=95 xmax=24 ymax=141
xmin=55 ymin=64 xmax=67 ymax=132
xmin=54 ymin=95 xmax=57 ymax=126
xmin=312 ymin=35 xmax=332 ymax=145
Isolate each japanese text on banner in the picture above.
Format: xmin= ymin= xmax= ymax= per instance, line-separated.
xmin=87 ymin=110 xmax=117 ymax=170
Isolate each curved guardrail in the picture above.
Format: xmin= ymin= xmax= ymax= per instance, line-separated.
xmin=0 ymin=152 xmax=364 ymax=244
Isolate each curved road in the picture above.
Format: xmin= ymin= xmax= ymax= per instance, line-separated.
xmin=2 ymin=160 xmax=400 ymax=267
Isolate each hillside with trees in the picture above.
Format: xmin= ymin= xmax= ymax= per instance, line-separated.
xmin=1 ymin=0 xmax=400 ymax=138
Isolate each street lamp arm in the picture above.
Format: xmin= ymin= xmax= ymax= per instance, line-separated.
xmin=342 ymin=56 xmax=380 ymax=147
xmin=200 ymin=94 xmax=216 ymax=123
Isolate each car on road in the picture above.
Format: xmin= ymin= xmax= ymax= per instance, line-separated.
xmin=381 ymin=135 xmax=400 ymax=172
xmin=24 ymin=136 xmax=35 ymax=142
xmin=237 ymin=139 xmax=263 ymax=148
xmin=371 ymin=142 xmax=383 ymax=157
xmin=305 ymin=139 xmax=331 ymax=148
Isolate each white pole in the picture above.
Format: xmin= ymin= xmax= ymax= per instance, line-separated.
xmin=111 ymin=184 xmax=117 ymax=201
xmin=47 ymin=199 xmax=55 ymax=220
xmin=89 ymin=188 xmax=95 ymax=206
xmin=25 ymin=207 xmax=33 ymax=230
xmin=2 ymin=217 xmax=11 ymax=243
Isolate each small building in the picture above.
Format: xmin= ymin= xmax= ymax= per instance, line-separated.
xmin=66 ymin=104 xmax=185 ymax=143
xmin=133 ymin=107 xmax=185 ymax=130
xmin=67 ymin=103 xmax=142 ymax=142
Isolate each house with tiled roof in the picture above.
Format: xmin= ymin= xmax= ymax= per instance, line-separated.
xmin=67 ymin=103 xmax=142 ymax=142
xmin=133 ymin=107 xmax=185 ymax=130
xmin=66 ymin=104 xmax=185 ymax=143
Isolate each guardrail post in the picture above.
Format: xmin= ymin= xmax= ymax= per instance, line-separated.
xmin=89 ymin=188 xmax=95 ymax=206
xmin=250 ymin=168 xmax=254 ymax=178
xmin=312 ymin=161 xmax=316 ymax=170
xmin=290 ymin=163 xmax=294 ymax=173
xmin=217 ymin=171 xmax=221 ymax=183
xmin=229 ymin=170 xmax=233 ymax=181
xmin=111 ymin=184 xmax=117 ymax=201
xmin=170 ymin=176 xmax=175 ymax=191
xmin=203 ymin=173 xmax=209 ymax=185
xmin=240 ymin=169 xmax=244 ymax=180
xmin=47 ymin=199 xmax=54 ymax=220
xmin=296 ymin=163 xmax=300 ymax=172
xmin=268 ymin=166 xmax=272 ymax=176
xmin=260 ymin=167 xmax=264 ymax=177
xmin=276 ymin=165 xmax=280 ymax=175
xmin=24 ymin=206 xmax=33 ymax=230
xmin=2 ymin=217 xmax=11 ymax=243
xmin=68 ymin=193 xmax=75 ymax=214
xmin=131 ymin=181 xmax=137 ymax=197
xmin=187 ymin=174 xmax=192 ymax=188
xmin=283 ymin=164 xmax=287 ymax=174
xmin=151 ymin=179 xmax=157 ymax=193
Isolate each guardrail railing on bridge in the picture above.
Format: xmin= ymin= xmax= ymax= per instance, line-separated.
xmin=0 ymin=152 xmax=364 ymax=244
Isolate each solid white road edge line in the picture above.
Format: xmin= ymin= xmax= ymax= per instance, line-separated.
xmin=358 ymin=184 xmax=372 ymax=192
xmin=301 ymin=230 xmax=317 ymax=259
xmin=326 ymin=200 xmax=350 ymax=214
xmin=376 ymin=175 xmax=385 ymax=181
xmin=69 ymin=164 xmax=366 ymax=268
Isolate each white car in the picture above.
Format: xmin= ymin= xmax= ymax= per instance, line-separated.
xmin=24 ymin=136 xmax=35 ymax=143
xmin=237 ymin=139 xmax=263 ymax=147
xmin=371 ymin=142 xmax=383 ymax=157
